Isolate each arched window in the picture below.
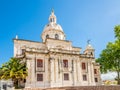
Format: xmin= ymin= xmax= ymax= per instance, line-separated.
xmin=91 ymin=52 xmax=93 ymax=55
xmin=55 ymin=34 xmax=59 ymax=39
xmin=52 ymin=18 xmax=54 ymax=22
xmin=50 ymin=18 xmax=52 ymax=22
xmin=46 ymin=34 xmax=49 ymax=38
xmin=50 ymin=18 xmax=54 ymax=22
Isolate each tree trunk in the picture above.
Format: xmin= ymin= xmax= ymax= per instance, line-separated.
xmin=14 ymin=79 xmax=19 ymax=89
xmin=117 ymin=71 xmax=120 ymax=85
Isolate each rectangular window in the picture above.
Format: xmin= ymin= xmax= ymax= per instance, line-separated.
xmin=37 ymin=59 xmax=43 ymax=67
xmin=83 ymin=75 xmax=87 ymax=81
xmin=64 ymin=73 xmax=69 ymax=80
xmin=94 ymin=69 xmax=97 ymax=74
xmin=82 ymin=62 xmax=86 ymax=70
xmin=37 ymin=74 xmax=43 ymax=81
xmin=95 ymin=78 xmax=98 ymax=82
xmin=63 ymin=60 xmax=68 ymax=68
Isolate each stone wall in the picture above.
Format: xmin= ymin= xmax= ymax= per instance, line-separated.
xmin=24 ymin=86 xmax=120 ymax=90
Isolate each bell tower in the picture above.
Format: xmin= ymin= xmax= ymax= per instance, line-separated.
xmin=84 ymin=40 xmax=95 ymax=57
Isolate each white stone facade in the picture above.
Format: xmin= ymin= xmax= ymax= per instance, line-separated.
xmin=13 ymin=10 xmax=101 ymax=88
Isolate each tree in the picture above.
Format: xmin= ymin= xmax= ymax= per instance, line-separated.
xmin=96 ymin=25 xmax=120 ymax=85
xmin=0 ymin=57 xmax=28 ymax=88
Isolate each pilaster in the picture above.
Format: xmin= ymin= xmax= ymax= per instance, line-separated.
xmin=50 ymin=57 xmax=55 ymax=86
xmin=88 ymin=61 xmax=92 ymax=85
xmin=91 ymin=62 xmax=96 ymax=85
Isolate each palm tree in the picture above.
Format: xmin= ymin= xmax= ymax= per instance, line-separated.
xmin=0 ymin=57 xmax=28 ymax=89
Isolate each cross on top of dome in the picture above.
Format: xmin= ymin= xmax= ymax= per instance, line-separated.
xmin=87 ymin=40 xmax=91 ymax=44
xmin=86 ymin=40 xmax=94 ymax=50
xmin=51 ymin=8 xmax=54 ymax=13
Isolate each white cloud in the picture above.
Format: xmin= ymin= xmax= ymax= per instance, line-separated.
xmin=101 ymin=72 xmax=117 ymax=80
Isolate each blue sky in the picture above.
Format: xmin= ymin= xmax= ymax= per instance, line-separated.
xmin=0 ymin=0 xmax=120 ymax=66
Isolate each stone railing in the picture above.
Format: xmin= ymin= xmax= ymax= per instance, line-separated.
xmin=23 ymin=86 xmax=120 ymax=90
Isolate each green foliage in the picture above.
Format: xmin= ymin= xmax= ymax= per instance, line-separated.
xmin=114 ymin=25 xmax=120 ymax=40
xmin=96 ymin=25 xmax=120 ymax=84
xmin=0 ymin=57 xmax=28 ymax=88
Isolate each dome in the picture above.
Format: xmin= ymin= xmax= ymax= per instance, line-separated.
xmin=84 ymin=42 xmax=95 ymax=57
xmin=86 ymin=44 xmax=94 ymax=50
xmin=41 ymin=10 xmax=66 ymax=42
xmin=43 ymin=23 xmax=63 ymax=33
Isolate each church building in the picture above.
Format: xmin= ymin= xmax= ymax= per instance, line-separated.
xmin=13 ymin=10 xmax=101 ymax=88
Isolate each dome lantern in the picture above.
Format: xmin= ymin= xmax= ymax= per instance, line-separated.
xmin=49 ymin=9 xmax=57 ymax=24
